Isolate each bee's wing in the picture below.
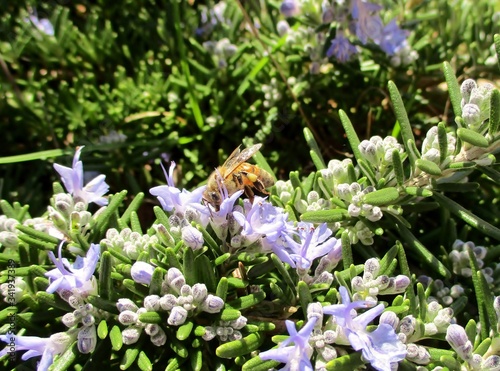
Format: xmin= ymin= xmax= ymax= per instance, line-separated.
xmin=222 ymin=143 xmax=262 ymax=178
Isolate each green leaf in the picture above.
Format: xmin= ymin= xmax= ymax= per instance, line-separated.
xmin=183 ymin=246 xmax=196 ymax=286
xmin=177 ymin=321 xmax=194 ymax=341
xmin=298 ymin=281 xmax=312 ymax=318
xmin=196 ymin=254 xmax=217 ymax=293
xmin=87 ymin=295 xmax=120 ymax=314
xmin=442 ymin=62 xmax=462 ymax=117
xmin=457 ymin=128 xmax=489 ymax=147
xmin=392 ymin=217 xmax=450 ymax=278
xmin=98 ymin=251 xmax=113 ymax=300
xmin=392 ymin=149 xmax=405 ymax=186
xmin=404 ymin=186 xmax=433 ymax=197
xmin=119 ymin=192 xmax=144 ymax=227
xmin=216 ymin=333 xmax=264 ymax=358
xmin=388 ymin=81 xmax=415 ymax=153
xmin=477 ymin=165 xmax=500 ymax=183
xmin=363 ymin=187 xmax=400 ymax=205
xmin=325 ymin=352 xmax=364 ymax=370
xmin=341 ymin=230 xmax=353 ymax=270
xmin=216 ymin=277 xmax=229 ymax=302
xmin=489 ymin=89 xmax=500 ymax=136
xmin=138 ymin=311 xmax=162 ymax=324
xmin=97 ymin=319 xmax=108 ymax=339
xmin=339 ymin=110 xmax=362 ymax=161
xmin=227 ymin=291 xmax=266 ymax=311
xmin=50 ymin=342 xmax=78 ymax=371
xmin=304 ymin=127 xmax=326 ymax=169
xmin=137 ymin=351 xmax=153 ymax=371
xmin=190 ymin=348 xmax=203 ymax=371
xmin=432 ymin=192 xmax=500 ymax=241
xmin=221 ymin=308 xmax=242 ymax=321
xmin=437 ymin=122 xmax=449 ymax=165
xmin=121 ymin=341 xmax=143 ymax=370
xmin=242 ymin=357 xmax=280 ymax=371
xmin=110 ymin=325 xmax=123 ymax=351
xmin=270 ymin=253 xmax=296 ymax=295
xmin=0 ymin=148 xmax=72 ymax=164
xmin=357 ymin=159 xmax=377 ymax=187
xmin=406 ymin=139 xmax=421 ymax=171
xmin=16 ymin=224 xmax=60 ymax=246
xmin=415 ymin=159 xmax=442 ymax=176
xmin=300 ymin=209 xmax=349 ymax=223
xmin=495 ymin=34 xmax=500 ymax=70
xmin=91 ymin=190 xmax=128 ymax=239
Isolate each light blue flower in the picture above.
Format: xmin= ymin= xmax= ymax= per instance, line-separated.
xmin=379 ymin=19 xmax=409 ymax=56
xmin=284 ymin=222 xmax=339 ymax=270
xmin=326 ymin=32 xmax=358 ymax=62
xmin=0 ymin=332 xmax=71 ymax=371
xmin=45 ymin=243 xmax=100 ymax=295
xmin=53 ymin=146 xmax=109 ymax=206
xmin=323 ymin=287 xmax=406 ymax=371
xmin=150 ymin=161 xmax=208 ymax=226
xmin=25 ymin=14 xmax=54 ymax=36
xmin=259 ymin=316 xmax=318 ymax=370
xmin=130 ymin=261 xmax=155 ymax=285
xmin=280 ymin=0 xmax=301 ymax=18
xmin=351 ymin=0 xmax=384 ymax=45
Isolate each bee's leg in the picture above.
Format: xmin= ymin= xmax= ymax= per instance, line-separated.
xmin=253 ymin=179 xmax=269 ymax=195
xmin=244 ymin=185 xmax=255 ymax=204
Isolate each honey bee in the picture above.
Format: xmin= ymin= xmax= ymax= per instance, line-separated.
xmin=203 ymin=143 xmax=275 ymax=210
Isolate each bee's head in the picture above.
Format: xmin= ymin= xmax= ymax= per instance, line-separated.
xmin=203 ymin=189 xmax=222 ymax=209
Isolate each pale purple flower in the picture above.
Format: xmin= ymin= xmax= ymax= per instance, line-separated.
xmin=350 ymin=0 xmax=384 ymax=44
xmin=326 ymin=32 xmax=358 ymax=62
xmin=285 ymin=222 xmax=339 ymax=270
xmin=259 ymin=317 xmax=318 ymax=370
xmin=0 ymin=332 xmax=71 ymax=371
xmin=280 ymin=0 xmax=301 ymax=18
xmin=45 ymin=243 xmax=100 ymax=295
xmin=53 ymin=146 xmax=109 ymax=206
xmin=208 ymin=183 xmax=243 ymax=240
xmin=323 ymin=287 xmax=406 ymax=371
xmin=379 ymin=19 xmax=409 ymax=55
xmin=130 ymin=261 xmax=155 ymax=285
xmin=25 ymin=14 xmax=54 ymax=36
xmin=150 ymin=162 xmax=208 ymax=226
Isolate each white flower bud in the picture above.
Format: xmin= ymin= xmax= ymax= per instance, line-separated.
xmin=160 ymin=294 xmax=177 ymax=310
xmin=168 ymin=306 xmax=188 ymax=326
xmin=192 ymin=283 xmax=208 ymax=303
xmin=167 ymin=268 xmax=186 ymax=293
xmin=144 ymin=295 xmax=161 ymax=311
xmin=62 ymin=313 xmax=79 ymax=327
xmin=462 ymin=103 xmax=481 ymax=128
xmin=201 ymin=294 xmax=224 ymax=313
xmin=117 ymin=298 xmax=139 ymax=313
xmin=446 ymin=324 xmax=473 ymax=360
xmin=119 ymin=310 xmax=139 ymax=325
xmin=202 ymin=326 xmax=217 ymax=341
xmin=145 ymin=323 xmax=160 ymax=336
xmin=150 ymin=327 xmax=167 ymax=346
xmin=379 ymin=310 xmax=399 ymax=330
xmin=0 ymin=231 xmax=19 ymax=248
xmin=482 ymin=355 xmax=500 ymax=370
xmin=461 ymin=79 xmax=477 ymax=103
xmin=77 ymin=325 xmax=97 ymax=354
xmin=181 ymin=225 xmax=204 ymax=250
xmin=122 ymin=326 xmax=142 ymax=345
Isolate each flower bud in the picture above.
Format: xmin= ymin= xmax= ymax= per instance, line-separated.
xmin=201 ymin=294 xmax=224 ymax=313
xmin=77 ymin=325 xmax=97 ymax=354
xmin=131 ymin=261 xmax=155 ymax=285
xmin=117 ymin=298 xmax=139 ymax=313
xmin=160 ymin=294 xmax=177 ymax=310
xmin=122 ymin=326 xmax=142 ymax=345
xmin=119 ymin=310 xmax=138 ymax=325
xmin=192 ymin=283 xmax=208 ymax=303
xmin=0 ymin=231 xmax=19 ymax=248
xmin=168 ymin=306 xmax=188 ymax=326
xmin=181 ymin=225 xmax=204 ymax=250
xmin=144 ymin=295 xmax=161 ymax=311
xmin=150 ymin=327 xmax=167 ymax=346
xmin=380 ymin=310 xmax=399 ymax=330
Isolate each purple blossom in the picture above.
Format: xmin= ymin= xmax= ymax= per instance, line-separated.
xmin=233 ymin=197 xmax=293 ymax=261
xmin=45 ymin=243 xmax=100 ymax=295
xmin=350 ymin=0 xmax=384 ymax=44
xmin=25 ymin=14 xmax=54 ymax=36
xmin=130 ymin=261 xmax=155 ymax=285
xmin=53 ymin=146 xmax=109 ymax=206
xmin=280 ymin=0 xmax=301 ymax=18
xmin=259 ymin=317 xmax=318 ymax=370
xmin=326 ymin=32 xmax=358 ymax=62
xmin=150 ymin=161 xmax=208 ymax=226
xmin=323 ymin=287 xmax=406 ymax=371
xmin=284 ymin=222 xmax=339 ymax=270
xmin=208 ymin=187 xmax=244 ymax=240
xmin=379 ymin=19 xmax=409 ymax=55
xmin=0 ymin=332 xmax=71 ymax=371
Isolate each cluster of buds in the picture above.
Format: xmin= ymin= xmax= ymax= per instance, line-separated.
xmin=203 ymin=315 xmax=247 ymax=342
xmin=117 ymin=298 xmax=167 ymax=346
xmin=449 ymin=240 xmax=493 ymax=283
xmin=358 ymin=136 xmax=406 ymax=180
xmin=203 ymin=38 xmax=237 ymax=69
xmin=0 ymin=215 xmax=20 ymax=248
xmin=351 ymin=258 xmax=410 ymax=302
xmin=59 ymin=289 xmax=99 ymax=354
xmin=48 ymin=193 xmax=94 ymax=236
xmin=100 ymin=228 xmax=159 ymax=260
xmin=337 ymin=183 xmax=383 ymax=222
